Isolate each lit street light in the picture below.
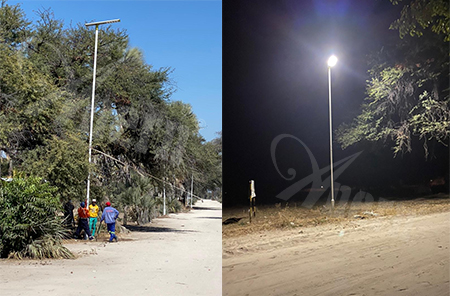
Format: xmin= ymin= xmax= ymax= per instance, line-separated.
xmin=85 ymin=19 xmax=120 ymax=207
xmin=327 ymin=55 xmax=337 ymax=211
xmin=328 ymin=55 xmax=337 ymax=67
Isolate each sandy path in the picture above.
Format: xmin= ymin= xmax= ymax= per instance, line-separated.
xmin=223 ymin=212 xmax=450 ymax=296
xmin=0 ymin=200 xmax=222 ymax=296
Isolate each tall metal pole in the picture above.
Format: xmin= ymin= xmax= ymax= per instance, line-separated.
xmin=190 ymin=174 xmax=193 ymax=208
xmin=85 ymin=19 xmax=120 ymax=207
xmin=163 ymin=178 xmax=166 ymax=215
xmin=163 ymin=152 xmax=166 ymax=216
xmin=328 ymin=66 xmax=335 ymax=211
xmin=86 ymin=25 xmax=99 ymax=208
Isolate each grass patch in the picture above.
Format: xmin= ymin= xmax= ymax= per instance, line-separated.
xmin=223 ymin=195 xmax=450 ymax=238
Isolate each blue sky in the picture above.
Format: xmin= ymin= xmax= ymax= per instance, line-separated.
xmin=8 ymin=0 xmax=222 ymax=141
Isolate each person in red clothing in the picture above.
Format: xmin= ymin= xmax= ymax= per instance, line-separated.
xmin=74 ymin=202 xmax=94 ymax=240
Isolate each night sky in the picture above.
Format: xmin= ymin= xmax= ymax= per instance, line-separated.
xmin=223 ymin=0 xmax=449 ymax=207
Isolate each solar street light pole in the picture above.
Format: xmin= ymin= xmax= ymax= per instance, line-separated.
xmin=85 ymin=19 xmax=120 ymax=207
xmin=190 ymin=174 xmax=193 ymax=208
xmin=327 ymin=55 xmax=337 ymax=211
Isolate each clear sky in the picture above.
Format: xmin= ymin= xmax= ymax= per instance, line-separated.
xmin=8 ymin=0 xmax=222 ymax=142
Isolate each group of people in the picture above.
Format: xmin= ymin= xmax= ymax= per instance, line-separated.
xmin=63 ymin=199 xmax=120 ymax=242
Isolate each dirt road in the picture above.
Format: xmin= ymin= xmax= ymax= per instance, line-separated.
xmin=223 ymin=212 xmax=450 ymax=296
xmin=0 ymin=200 xmax=222 ymax=296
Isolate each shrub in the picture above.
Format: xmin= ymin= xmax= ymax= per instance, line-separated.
xmin=0 ymin=176 xmax=74 ymax=259
xmin=167 ymin=197 xmax=183 ymax=213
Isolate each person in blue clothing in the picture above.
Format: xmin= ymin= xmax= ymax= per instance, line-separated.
xmin=100 ymin=201 xmax=119 ymax=242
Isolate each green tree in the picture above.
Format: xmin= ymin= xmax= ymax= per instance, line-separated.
xmin=390 ymin=0 xmax=449 ymax=41
xmin=337 ymin=1 xmax=449 ymax=157
xmin=0 ymin=0 xmax=30 ymax=47
xmin=22 ymin=133 xmax=95 ymax=202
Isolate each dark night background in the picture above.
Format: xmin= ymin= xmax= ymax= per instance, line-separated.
xmin=223 ymin=0 xmax=449 ymax=207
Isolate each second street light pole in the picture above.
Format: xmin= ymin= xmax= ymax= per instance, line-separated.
xmin=163 ymin=179 xmax=166 ymax=215
xmin=190 ymin=174 xmax=193 ymax=208
xmin=85 ymin=19 xmax=120 ymax=207
xmin=327 ymin=55 xmax=337 ymax=212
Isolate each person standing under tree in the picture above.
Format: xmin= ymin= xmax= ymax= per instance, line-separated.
xmin=75 ymin=202 xmax=94 ymax=240
xmin=100 ymin=201 xmax=119 ymax=242
xmin=89 ymin=199 xmax=100 ymax=236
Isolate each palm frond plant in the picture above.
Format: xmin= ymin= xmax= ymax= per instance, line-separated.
xmin=0 ymin=176 xmax=73 ymax=259
xmin=117 ymin=173 xmax=157 ymax=225
xmin=166 ymin=196 xmax=182 ymax=213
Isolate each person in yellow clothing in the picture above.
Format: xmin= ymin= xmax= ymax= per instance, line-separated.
xmin=89 ymin=199 xmax=100 ymax=236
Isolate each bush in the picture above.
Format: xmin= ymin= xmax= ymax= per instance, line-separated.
xmin=0 ymin=176 xmax=74 ymax=259
xmin=167 ymin=197 xmax=183 ymax=213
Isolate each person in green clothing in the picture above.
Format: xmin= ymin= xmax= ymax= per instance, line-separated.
xmin=89 ymin=199 xmax=100 ymax=236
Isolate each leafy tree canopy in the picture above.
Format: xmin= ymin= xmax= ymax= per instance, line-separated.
xmin=337 ymin=0 xmax=449 ymax=158
xmin=390 ymin=0 xmax=449 ymax=41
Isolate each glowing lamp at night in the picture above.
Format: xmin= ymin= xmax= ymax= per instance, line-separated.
xmin=327 ymin=55 xmax=338 ymax=67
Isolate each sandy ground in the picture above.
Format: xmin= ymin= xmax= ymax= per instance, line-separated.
xmin=0 ymin=199 xmax=222 ymax=296
xmin=223 ymin=211 xmax=450 ymax=296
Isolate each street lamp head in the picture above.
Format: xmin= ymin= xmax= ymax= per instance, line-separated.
xmin=327 ymin=55 xmax=338 ymax=67
xmin=85 ymin=19 xmax=120 ymax=27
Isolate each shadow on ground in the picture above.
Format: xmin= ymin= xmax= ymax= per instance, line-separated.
xmin=96 ymin=237 xmax=134 ymax=242
xmin=195 ymin=216 xmax=222 ymax=219
xmin=124 ymin=225 xmax=197 ymax=233
xmin=192 ymin=206 xmax=222 ymax=211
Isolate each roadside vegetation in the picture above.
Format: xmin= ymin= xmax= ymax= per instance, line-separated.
xmin=0 ymin=1 xmax=221 ymax=258
xmin=0 ymin=177 xmax=74 ymax=259
xmin=337 ymin=0 xmax=449 ymax=158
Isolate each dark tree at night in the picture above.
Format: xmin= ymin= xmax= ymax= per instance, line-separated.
xmin=337 ymin=0 xmax=449 ymax=157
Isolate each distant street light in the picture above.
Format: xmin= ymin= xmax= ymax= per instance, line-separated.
xmin=327 ymin=55 xmax=337 ymax=211
xmin=85 ymin=19 xmax=120 ymax=207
